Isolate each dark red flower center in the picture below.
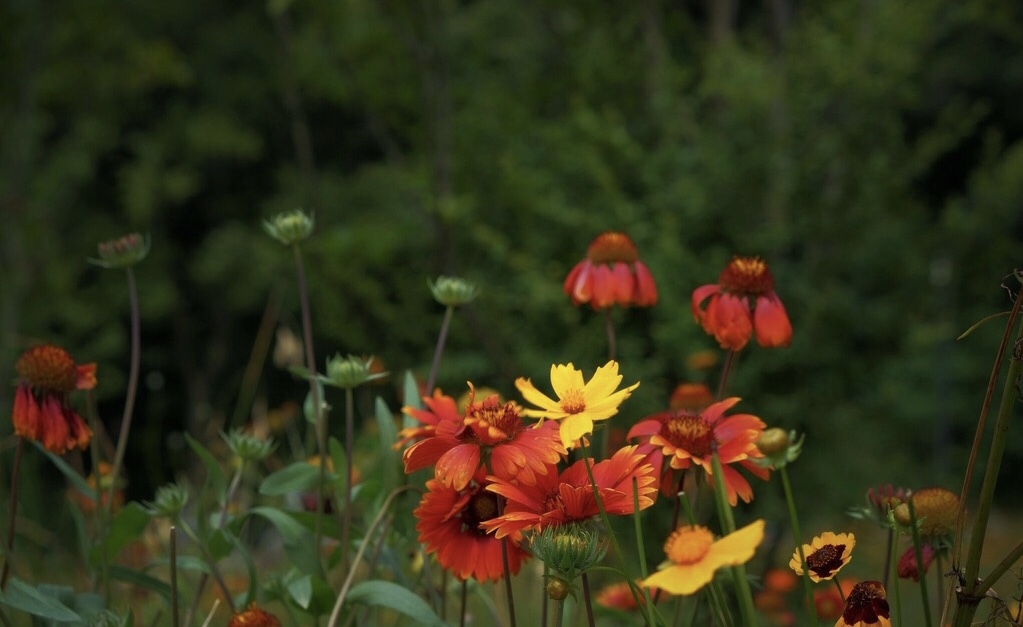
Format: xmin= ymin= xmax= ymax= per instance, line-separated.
xmin=586 ymin=232 xmax=639 ymax=264
xmin=718 ymin=256 xmax=775 ymax=296
xmin=806 ymin=544 xmax=845 ymax=578
xmin=15 ymin=345 xmax=78 ymax=393
xmin=462 ymin=491 xmax=499 ymax=536
xmin=841 ymin=581 xmax=890 ymax=625
xmin=663 ymin=412 xmax=715 ymax=457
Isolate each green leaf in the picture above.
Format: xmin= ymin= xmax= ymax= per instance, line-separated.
xmin=346 ymin=580 xmax=444 ymax=626
xmin=185 ymin=433 xmax=227 ymax=498
xmin=374 ymin=397 xmax=399 ymax=494
xmin=259 ymin=461 xmax=324 ymax=496
xmin=246 ymin=507 xmax=319 ymax=575
xmin=32 ymin=442 xmax=95 ymax=500
xmin=90 ymin=502 xmax=150 ymax=565
xmin=0 ymin=578 xmax=81 ymax=622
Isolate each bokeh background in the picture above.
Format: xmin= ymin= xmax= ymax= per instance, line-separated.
xmin=2 ymin=0 xmax=1022 ymax=586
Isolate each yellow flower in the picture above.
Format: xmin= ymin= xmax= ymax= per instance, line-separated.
xmin=789 ymin=531 xmax=855 ymax=583
xmin=641 ymin=519 xmax=765 ymax=595
xmin=515 ymin=360 xmax=639 ymax=449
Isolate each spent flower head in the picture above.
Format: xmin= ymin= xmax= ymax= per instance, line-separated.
xmin=90 ymin=233 xmax=151 ymax=269
xmin=321 ymin=354 xmax=388 ymax=389
xmin=430 ymin=276 xmax=479 ymax=307
xmin=144 ymin=482 xmax=190 ymax=519
xmin=263 ymin=209 xmax=314 ymax=245
xmin=224 ymin=428 xmax=277 ymax=464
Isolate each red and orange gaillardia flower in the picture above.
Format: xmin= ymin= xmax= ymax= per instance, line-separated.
xmin=628 ymin=397 xmax=769 ymax=506
xmin=415 ymin=469 xmax=529 ymax=582
xmin=401 ymin=384 xmax=566 ymax=490
xmin=564 ymin=232 xmax=657 ymax=310
xmin=835 ymin=581 xmax=891 ymax=627
xmin=692 ymin=256 xmax=792 ymax=351
xmin=481 ymin=445 xmax=657 ymax=539
xmin=790 ymin=531 xmax=856 ymax=583
xmin=12 ymin=344 xmax=96 ymax=454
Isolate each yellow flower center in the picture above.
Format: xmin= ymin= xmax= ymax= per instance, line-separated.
xmin=15 ymin=345 xmax=78 ymax=393
xmin=663 ymin=413 xmax=715 ymax=457
xmin=718 ymin=256 xmax=775 ymax=296
xmin=664 ymin=525 xmax=714 ymax=565
xmin=586 ymin=232 xmax=639 ymax=264
xmin=560 ymin=389 xmax=587 ymax=415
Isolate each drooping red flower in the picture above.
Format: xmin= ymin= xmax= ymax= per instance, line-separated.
xmin=692 ymin=256 xmax=792 ymax=350
xmin=628 ymin=397 xmax=769 ymax=506
xmin=481 ymin=445 xmax=657 ymax=539
xmin=897 ymin=543 xmax=935 ymax=582
xmin=564 ymin=232 xmax=657 ymax=310
xmin=12 ymin=345 xmax=96 ymax=454
xmin=415 ymin=470 xmax=529 ymax=582
xmin=401 ymin=384 xmax=566 ymax=490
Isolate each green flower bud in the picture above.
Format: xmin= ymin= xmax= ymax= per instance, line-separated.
xmin=321 ymin=354 xmax=388 ymax=389
xmin=90 ymin=233 xmax=151 ymax=269
xmin=263 ymin=209 xmax=314 ymax=245
xmin=144 ymin=482 xmax=190 ymax=519
xmin=223 ymin=428 xmax=276 ymax=464
xmin=429 ymin=276 xmax=479 ymax=307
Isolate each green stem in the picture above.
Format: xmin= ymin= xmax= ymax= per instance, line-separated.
xmin=708 ymin=451 xmax=756 ymax=627
xmin=906 ymin=499 xmax=933 ymax=627
xmin=0 ymin=439 xmax=25 ymax=589
xmin=425 ymin=306 xmax=454 ymax=394
xmin=779 ymin=465 xmax=815 ymax=625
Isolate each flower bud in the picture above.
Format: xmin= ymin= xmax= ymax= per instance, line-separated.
xmin=91 ymin=233 xmax=151 ymax=268
xmin=263 ymin=209 xmax=314 ymax=245
xmin=430 ymin=276 xmax=479 ymax=307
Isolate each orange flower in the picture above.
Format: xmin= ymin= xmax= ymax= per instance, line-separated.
xmin=414 ymin=470 xmax=529 ymax=582
xmin=481 ymin=445 xmax=657 ymax=538
xmin=628 ymin=397 xmax=769 ymax=506
xmin=835 ymin=581 xmax=891 ymax=627
xmin=228 ymin=603 xmax=281 ymax=627
xmin=564 ymin=232 xmax=657 ymax=310
xmin=790 ymin=532 xmax=856 ymax=582
xmin=643 ymin=520 xmax=765 ymax=595
xmin=12 ymin=345 xmax=96 ymax=454
xmin=692 ymin=256 xmax=792 ymax=350
xmin=402 ymin=385 xmax=566 ymax=490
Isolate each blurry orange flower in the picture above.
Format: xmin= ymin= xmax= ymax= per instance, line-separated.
xmin=12 ymin=345 xmax=96 ymax=454
xmin=402 ymin=384 xmax=565 ymax=490
xmin=836 ymin=581 xmax=890 ymax=627
xmin=415 ymin=470 xmax=528 ymax=582
xmin=642 ymin=520 xmax=765 ymax=595
xmin=692 ymin=256 xmax=792 ymax=350
xmin=228 ymin=603 xmax=281 ymax=627
xmin=482 ymin=445 xmax=656 ymax=538
xmin=516 ymin=360 xmax=639 ymax=450
xmin=790 ymin=532 xmax=855 ymax=583
xmin=628 ymin=397 xmax=769 ymax=505
xmin=564 ymin=232 xmax=657 ymax=310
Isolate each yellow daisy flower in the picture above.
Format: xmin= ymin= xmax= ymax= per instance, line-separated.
xmin=789 ymin=531 xmax=855 ymax=582
xmin=515 ymin=360 xmax=639 ymax=449
xmin=641 ymin=519 xmax=765 ymax=596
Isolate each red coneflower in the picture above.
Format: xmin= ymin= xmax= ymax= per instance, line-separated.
xmin=692 ymin=256 xmax=792 ymax=350
xmin=564 ymin=232 xmax=658 ymax=310
xmin=628 ymin=397 xmax=769 ymax=506
xmin=481 ymin=445 xmax=657 ymax=539
xmin=12 ymin=345 xmax=96 ymax=454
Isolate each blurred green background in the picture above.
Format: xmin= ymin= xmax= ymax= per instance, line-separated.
xmin=2 ymin=0 xmax=1022 ymax=534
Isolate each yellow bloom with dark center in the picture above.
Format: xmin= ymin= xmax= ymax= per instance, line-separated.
xmin=790 ymin=531 xmax=855 ymax=582
xmin=516 ymin=360 xmax=639 ymax=449
xmin=642 ymin=520 xmax=765 ymax=595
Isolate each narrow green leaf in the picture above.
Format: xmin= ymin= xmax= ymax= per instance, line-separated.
xmin=374 ymin=397 xmax=399 ymax=494
xmin=259 ymin=461 xmax=323 ymax=496
xmin=32 ymin=442 xmax=95 ymax=500
xmin=0 ymin=578 xmax=80 ymax=621
xmin=346 ymin=580 xmax=444 ymax=626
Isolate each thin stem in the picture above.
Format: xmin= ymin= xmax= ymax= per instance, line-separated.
xmin=1 ymin=438 xmax=25 ymax=589
xmin=106 ymin=267 xmax=141 ymax=521
xmin=425 ymin=305 xmax=454 ymax=395
xmin=170 ymin=525 xmax=179 ymax=627
xmin=779 ymin=466 xmax=815 ymax=624
xmin=906 ymin=499 xmax=933 ymax=627
xmin=581 ymin=573 xmax=596 ymax=627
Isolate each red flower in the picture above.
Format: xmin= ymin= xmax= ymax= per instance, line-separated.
xmin=12 ymin=345 xmax=96 ymax=454
xmin=415 ymin=470 xmax=529 ymax=582
xmin=481 ymin=445 xmax=657 ymax=538
xmin=564 ymin=232 xmax=657 ymax=310
xmin=897 ymin=544 xmax=935 ymax=582
xmin=692 ymin=256 xmax=792 ymax=350
xmin=628 ymin=397 xmax=769 ymax=506
xmin=402 ymin=385 xmax=565 ymax=490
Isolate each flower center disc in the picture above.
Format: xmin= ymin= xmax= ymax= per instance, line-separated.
xmin=664 ymin=413 xmax=715 ymax=457
xmin=560 ymin=389 xmax=586 ymax=415
xmin=718 ymin=256 xmax=774 ymax=295
xmin=15 ymin=345 xmax=78 ymax=393
xmin=586 ymin=232 xmax=639 ymax=264
xmin=664 ymin=526 xmax=714 ymax=565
